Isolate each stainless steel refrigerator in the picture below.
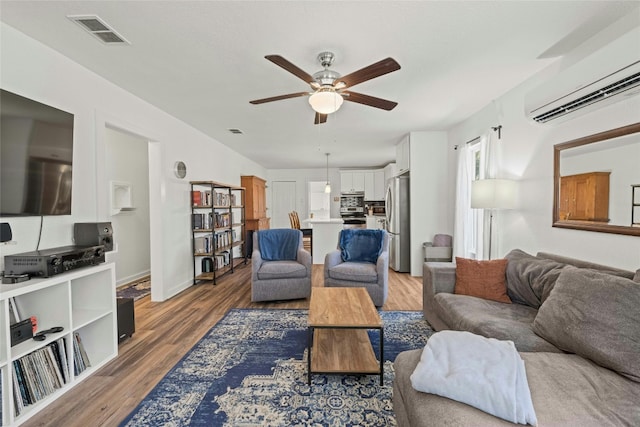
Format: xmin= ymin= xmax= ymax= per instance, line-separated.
xmin=385 ymin=175 xmax=410 ymax=272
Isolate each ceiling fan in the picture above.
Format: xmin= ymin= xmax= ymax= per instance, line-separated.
xmin=250 ymin=52 xmax=400 ymax=124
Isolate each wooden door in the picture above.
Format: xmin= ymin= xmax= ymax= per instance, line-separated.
xmin=559 ymin=177 xmax=572 ymax=220
xmin=253 ymin=180 xmax=266 ymax=218
xmin=559 ymin=172 xmax=610 ymax=221
xmin=573 ymin=175 xmax=592 ymax=219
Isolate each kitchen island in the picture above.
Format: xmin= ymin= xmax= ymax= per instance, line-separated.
xmin=301 ymin=217 xmax=344 ymax=264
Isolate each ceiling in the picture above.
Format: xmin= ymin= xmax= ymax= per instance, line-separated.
xmin=1 ymin=1 xmax=637 ymax=169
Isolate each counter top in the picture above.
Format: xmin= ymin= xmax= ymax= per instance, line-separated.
xmin=303 ymin=218 xmax=344 ymax=224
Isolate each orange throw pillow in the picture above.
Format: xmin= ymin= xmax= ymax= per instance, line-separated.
xmin=454 ymin=257 xmax=511 ymax=304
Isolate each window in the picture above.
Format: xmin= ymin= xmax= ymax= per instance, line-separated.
xmin=468 ymin=141 xmax=484 ymax=258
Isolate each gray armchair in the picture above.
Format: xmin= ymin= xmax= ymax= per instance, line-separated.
xmin=251 ymin=229 xmax=312 ymax=302
xmin=423 ymin=233 xmax=453 ymax=262
xmin=324 ymin=230 xmax=389 ymax=306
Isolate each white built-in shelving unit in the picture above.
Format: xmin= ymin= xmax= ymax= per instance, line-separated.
xmin=1 ymin=263 xmax=117 ymax=426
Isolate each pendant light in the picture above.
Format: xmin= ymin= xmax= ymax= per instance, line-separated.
xmin=324 ymin=153 xmax=331 ymax=193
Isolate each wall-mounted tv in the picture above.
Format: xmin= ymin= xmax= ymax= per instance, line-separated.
xmin=1 ymin=89 xmax=74 ymax=216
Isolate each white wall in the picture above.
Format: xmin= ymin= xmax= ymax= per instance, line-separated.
xmin=448 ymin=16 xmax=640 ymax=271
xmin=0 ymin=23 xmax=267 ymax=300
xmin=104 ymin=127 xmax=150 ymax=286
xmin=267 ymin=168 xmax=343 ymax=223
xmin=407 ymin=132 xmax=453 ymax=275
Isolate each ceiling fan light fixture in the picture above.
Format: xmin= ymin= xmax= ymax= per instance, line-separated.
xmin=309 ymin=89 xmax=343 ymax=114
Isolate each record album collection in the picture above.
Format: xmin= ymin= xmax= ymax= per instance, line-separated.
xmin=11 ymin=333 xmax=91 ymax=416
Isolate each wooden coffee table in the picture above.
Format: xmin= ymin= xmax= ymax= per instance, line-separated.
xmin=307 ymin=287 xmax=384 ymax=384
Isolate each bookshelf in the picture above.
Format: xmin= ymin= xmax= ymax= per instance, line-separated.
xmin=0 ymin=263 xmax=117 ymax=426
xmin=190 ymin=181 xmax=246 ymax=285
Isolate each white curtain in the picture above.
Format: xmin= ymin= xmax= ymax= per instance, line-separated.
xmin=453 ymin=142 xmax=481 ymax=258
xmin=454 ymin=131 xmax=499 ymax=260
xmin=483 ymin=130 xmax=499 ymax=180
xmin=480 ymin=131 xmax=499 ymax=259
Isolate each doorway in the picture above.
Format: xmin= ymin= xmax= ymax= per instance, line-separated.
xmin=104 ymin=127 xmax=151 ymax=287
xmin=95 ymin=110 xmax=162 ymax=300
xmin=308 ymin=181 xmax=330 ymax=219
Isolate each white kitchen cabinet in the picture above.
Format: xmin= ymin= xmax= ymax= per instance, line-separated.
xmin=363 ymin=172 xmax=375 ymax=199
xmin=342 ymin=169 xmax=385 ymax=199
xmin=352 ymin=173 xmax=365 ymax=192
xmin=373 ymin=170 xmax=385 ymax=200
xmin=384 ymin=163 xmax=397 ymax=183
xmin=340 ymin=172 xmax=350 ymax=192
xmin=340 ymin=171 xmax=366 ymax=193
xmin=396 ymin=135 xmax=410 ymax=175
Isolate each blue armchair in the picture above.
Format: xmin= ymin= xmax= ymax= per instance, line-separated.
xmin=251 ymin=229 xmax=312 ymax=302
xmin=324 ymin=229 xmax=390 ymax=306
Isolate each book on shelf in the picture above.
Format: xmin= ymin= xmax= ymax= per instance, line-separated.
xmin=75 ymin=332 xmax=91 ymax=370
xmin=13 ymin=363 xmax=24 ymax=415
xmin=214 ymin=251 xmax=231 ymax=269
xmin=214 ymin=212 xmax=231 ymax=228
xmin=213 ymin=229 xmax=237 ymax=250
xmin=214 ymin=191 xmax=237 ymax=207
xmin=72 ymin=332 xmax=91 ymax=376
xmin=195 ymin=234 xmax=220 ymax=254
xmin=192 ymin=213 xmax=203 ymax=230
xmin=192 ymin=213 xmax=214 ymax=230
xmin=192 ymin=190 xmax=213 ymax=207
xmin=191 ymin=190 xmax=201 ymax=206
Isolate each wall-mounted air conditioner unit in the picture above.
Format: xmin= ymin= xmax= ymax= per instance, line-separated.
xmin=525 ymin=25 xmax=640 ymax=124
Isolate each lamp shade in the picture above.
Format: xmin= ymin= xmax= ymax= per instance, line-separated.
xmin=471 ymin=179 xmax=517 ymax=209
xmin=309 ymin=89 xmax=344 ymax=114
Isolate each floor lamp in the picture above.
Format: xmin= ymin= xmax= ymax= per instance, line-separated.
xmin=471 ymin=179 xmax=517 ymax=260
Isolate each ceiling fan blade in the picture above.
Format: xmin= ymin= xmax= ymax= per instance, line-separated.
xmin=314 ymin=112 xmax=328 ymax=125
xmin=249 ymin=92 xmax=309 ymax=104
xmin=265 ymin=55 xmax=315 ymax=84
xmin=335 ymin=57 xmax=400 ymax=88
xmin=342 ymin=91 xmax=398 ymax=111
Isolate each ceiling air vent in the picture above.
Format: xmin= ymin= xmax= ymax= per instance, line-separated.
xmin=67 ymin=15 xmax=130 ymax=45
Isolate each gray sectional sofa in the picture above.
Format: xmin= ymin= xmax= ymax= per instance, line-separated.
xmin=393 ymin=250 xmax=640 ymax=426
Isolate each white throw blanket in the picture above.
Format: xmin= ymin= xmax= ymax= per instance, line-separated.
xmin=410 ymin=330 xmax=537 ymax=426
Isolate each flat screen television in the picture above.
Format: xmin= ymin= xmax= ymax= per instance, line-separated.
xmin=0 ymin=89 xmax=74 ymax=216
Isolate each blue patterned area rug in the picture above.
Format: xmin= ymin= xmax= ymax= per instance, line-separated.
xmin=116 ymin=276 xmax=151 ymax=301
xmin=120 ymin=308 xmax=432 ymax=426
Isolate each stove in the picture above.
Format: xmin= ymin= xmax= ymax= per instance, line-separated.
xmin=342 ymin=218 xmax=366 ymax=229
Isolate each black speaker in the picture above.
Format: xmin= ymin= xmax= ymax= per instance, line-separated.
xmin=0 ymin=223 xmax=12 ymax=243
xmin=11 ymin=319 xmax=33 ymax=346
xmin=116 ymin=297 xmax=135 ymax=343
xmin=74 ymin=222 xmax=113 ymax=251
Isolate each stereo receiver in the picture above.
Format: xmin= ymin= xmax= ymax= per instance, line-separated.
xmin=4 ymin=245 xmax=105 ymax=278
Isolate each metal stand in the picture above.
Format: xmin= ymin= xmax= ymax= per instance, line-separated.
xmin=488 ymin=209 xmax=494 ymax=260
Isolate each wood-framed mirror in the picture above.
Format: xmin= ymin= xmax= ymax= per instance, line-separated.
xmin=553 ymin=122 xmax=640 ymax=236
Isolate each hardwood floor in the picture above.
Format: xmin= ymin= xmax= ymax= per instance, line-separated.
xmin=21 ymin=264 xmax=423 ymax=427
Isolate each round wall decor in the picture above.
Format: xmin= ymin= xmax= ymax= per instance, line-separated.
xmin=174 ymin=161 xmax=187 ymax=179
